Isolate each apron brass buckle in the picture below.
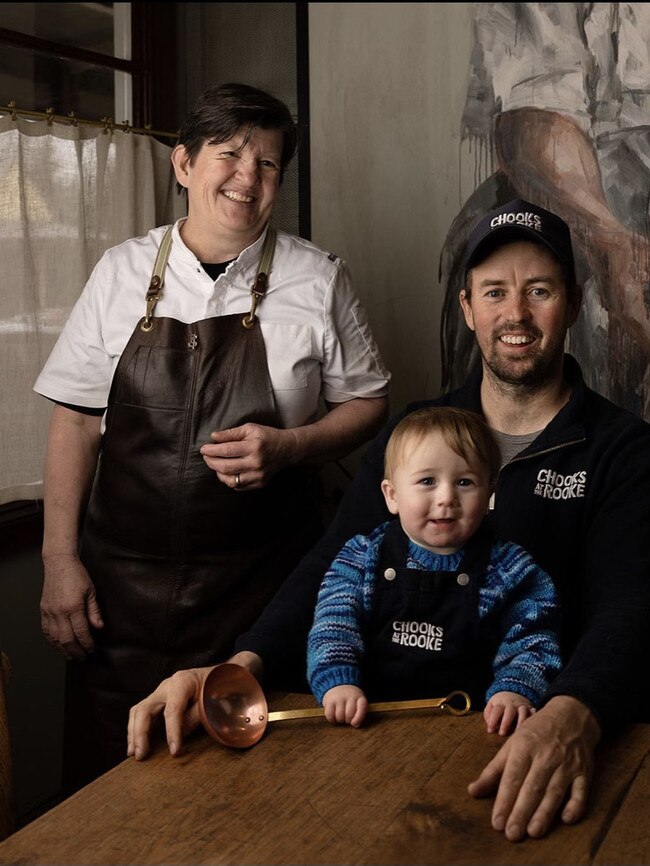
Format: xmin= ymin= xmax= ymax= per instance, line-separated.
xmin=141 ymin=284 xmax=162 ymax=332
xmin=242 ymin=269 xmax=269 ymax=329
xmin=242 ymin=289 xmax=264 ymax=329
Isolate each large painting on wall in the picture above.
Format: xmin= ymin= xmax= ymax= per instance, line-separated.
xmin=440 ymin=2 xmax=650 ymax=419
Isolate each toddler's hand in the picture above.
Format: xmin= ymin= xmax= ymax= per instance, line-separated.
xmin=484 ymin=691 xmax=535 ymax=736
xmin=322 ymin=685 xmax=368 ymax=727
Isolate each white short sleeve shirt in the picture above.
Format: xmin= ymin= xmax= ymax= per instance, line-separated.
xmin=34 ymin=221 xmax=390 ymax=429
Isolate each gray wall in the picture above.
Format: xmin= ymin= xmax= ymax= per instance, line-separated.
xmin=177 ymin=2 xmax=301 ymax=235
xmin=309 ymin=2 xmax=474 ymax=427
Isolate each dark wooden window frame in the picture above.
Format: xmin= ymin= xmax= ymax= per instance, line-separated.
xmin=0 ymin=3 xmax=178 ymax=133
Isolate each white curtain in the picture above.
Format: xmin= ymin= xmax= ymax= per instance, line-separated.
xmin=0 ymin=115 xmax=186 ymax=505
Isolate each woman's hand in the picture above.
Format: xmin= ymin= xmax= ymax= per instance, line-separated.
xmin=201 ymin=423 xmax=296 ymax=489
xmin=201 ymin=396 xmax=389 ymax=490
xmin=40 ymin=553 xmax=104 ymax=659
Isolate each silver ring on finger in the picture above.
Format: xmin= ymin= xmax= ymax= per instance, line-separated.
xmin=234 ymin=473 xmax=241 ymax=489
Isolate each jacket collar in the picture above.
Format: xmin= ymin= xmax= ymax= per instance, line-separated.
xmin=532 ymin=354 xmax=587 ymax=450
xmin=171 ymin=219 xmax=270 ymax=274
xmin=451 ymin=354 xmax=587 ymax=452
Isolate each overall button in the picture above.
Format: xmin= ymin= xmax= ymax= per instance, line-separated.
xmin=384 ymin=568 xmax=397 ymax=581
xmin=457 ymin=573 xmax=470 ymax=586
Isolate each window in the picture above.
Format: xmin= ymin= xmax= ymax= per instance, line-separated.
xmin=0 ymin=2 xmax=179 ymax=135
xmin=0 ymin=2 xmax=182 ymax=519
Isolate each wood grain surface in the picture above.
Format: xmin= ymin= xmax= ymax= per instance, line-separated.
xmin=0 ymin=692 xmax=648 ymax=865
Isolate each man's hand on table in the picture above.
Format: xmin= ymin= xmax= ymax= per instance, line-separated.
xmin=468 ymin=695 xmax=602 ymax=842
xmin=127 ymin=651 xmax=263 ymax=760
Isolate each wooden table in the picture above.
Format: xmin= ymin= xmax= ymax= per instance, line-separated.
xmin=0 ymin=693 xmax=649 ymax=865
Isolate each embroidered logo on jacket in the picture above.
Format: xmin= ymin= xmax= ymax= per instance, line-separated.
xmin=534 ymin=469 xmax=587 ymax=500
xmin=392 ymin=620 xmax=444 ymax=651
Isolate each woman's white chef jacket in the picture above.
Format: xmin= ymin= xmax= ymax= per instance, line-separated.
xmin=34 ymin=221 xmax=391 ymax=428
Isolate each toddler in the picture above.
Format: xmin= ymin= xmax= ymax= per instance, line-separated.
xmin=307 ymin=406 xmax=562 ymax=735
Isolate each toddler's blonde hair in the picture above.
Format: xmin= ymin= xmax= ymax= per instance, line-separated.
xmin=383 ymin=406 xmax=501 ymax=483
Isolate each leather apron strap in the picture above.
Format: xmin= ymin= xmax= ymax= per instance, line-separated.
xmin=242 ymin=226 xmax=276 ymax=328
xmin=140 ymin=225 xmax=277 ymax=332
xmin=141 ymin=226 xmax=173 ymax=332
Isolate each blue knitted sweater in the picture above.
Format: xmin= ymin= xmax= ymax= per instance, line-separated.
xmin=307 ymin=521 xmax=562 ymax=706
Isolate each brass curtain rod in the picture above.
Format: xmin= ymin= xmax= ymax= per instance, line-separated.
xmin=0 ymin=101 xmax=179 ymax=140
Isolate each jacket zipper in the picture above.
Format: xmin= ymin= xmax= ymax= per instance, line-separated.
xmin=490 ymin=437 xmax=586 ymax=511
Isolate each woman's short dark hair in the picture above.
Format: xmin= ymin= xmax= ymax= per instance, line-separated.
xmin=177 ymin=82 xmax=298 ymax=185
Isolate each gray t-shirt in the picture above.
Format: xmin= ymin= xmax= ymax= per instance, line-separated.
xmin=492 ymin=429 xmax=541 ymax=468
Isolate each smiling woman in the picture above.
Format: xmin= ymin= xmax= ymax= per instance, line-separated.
xmin=31 ymin=81 xmax=390 ymax=794
xmin=172 ymin=126 xmax=284 ymax=259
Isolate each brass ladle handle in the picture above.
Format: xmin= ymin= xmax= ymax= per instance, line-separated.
xmin=267 ymin=690 xmax=471 ymax=722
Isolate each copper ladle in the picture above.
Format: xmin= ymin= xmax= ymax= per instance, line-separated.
xmin=198 ymin=662 xmax=472 ymax=749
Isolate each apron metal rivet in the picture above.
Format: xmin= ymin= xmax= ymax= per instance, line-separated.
xmin=457 ymin=573 xmax=470 ymax=586
xmin=384 ymin=567 xmax=397 ymax=581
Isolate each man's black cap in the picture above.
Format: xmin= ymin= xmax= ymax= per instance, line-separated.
xmin=464 ymin=199 xmax=576 ymax=284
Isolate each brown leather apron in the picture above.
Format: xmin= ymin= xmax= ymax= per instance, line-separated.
xmin=65 ymin=228 xmax=323 ymax=786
